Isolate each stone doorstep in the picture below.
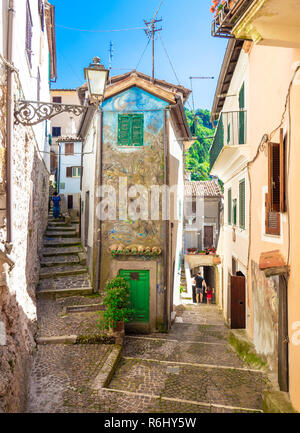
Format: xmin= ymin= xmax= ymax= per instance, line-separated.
xmin=92 ymin=345 xmax=123 ymax=390
xmin=43 ymin=239 xmax=82 ymax=247
xmin=62 ymin=304 xmax=106 ymax=314
xmin=37 ymin=335 xmax=77 ymax=345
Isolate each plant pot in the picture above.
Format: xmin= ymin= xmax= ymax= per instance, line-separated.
xmin=113 ymin=320 xmax=124 ymax=333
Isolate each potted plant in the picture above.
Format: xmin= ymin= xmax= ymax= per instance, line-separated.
xmin=98 ymin=276 xmax=135 ymax=333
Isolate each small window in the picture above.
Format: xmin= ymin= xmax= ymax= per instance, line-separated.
xmin=52 ymin=96 xmax=62 ymax=103
xmin=52 ymin=127 xmax=61 ymax=137
xmin=118 ymin=114 xmax=144 ymax=146
xmin=239 ymin=179 xmax=245 ymax=230
xmin=228 ymin=188 xmax=232 ymax=225
xmin=26 ymin=0 xmax=33 ymax=68
xmin=72 ymin=167 xmax=81 ymax=178
xmin=65 ymin=143 xmax=74 ymax=156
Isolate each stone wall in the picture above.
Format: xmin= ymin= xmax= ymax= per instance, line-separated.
xmin=251 ymin=260 xmax=279 ymax=373
xmin=0 ymin=69 xmax=49 ymax=411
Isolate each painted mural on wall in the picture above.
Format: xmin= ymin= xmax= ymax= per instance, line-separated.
xmin=100 ymin=86 xmax=169 ymax=285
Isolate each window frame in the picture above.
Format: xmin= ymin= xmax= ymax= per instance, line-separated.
xmin=71 ymin=166 xmax=81 ymax=178
xmin=65 ymin=142 xmax=74 ymax=156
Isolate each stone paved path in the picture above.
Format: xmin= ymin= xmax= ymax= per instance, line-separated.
xmin=27 ymin=213 xmax=269 ymax=413
xmin=104 ymin=304 xmax=270 ymax=413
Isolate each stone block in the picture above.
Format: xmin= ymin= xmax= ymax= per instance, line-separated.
xmin=262 ymin=390 xmax=297 ymax=413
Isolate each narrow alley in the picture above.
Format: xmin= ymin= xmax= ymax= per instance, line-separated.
xmin=26 ymin=208 xmax=269 ymax=414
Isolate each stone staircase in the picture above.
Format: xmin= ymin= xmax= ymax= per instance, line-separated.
xmin=37 ymin=212 xmax=93 ymax=297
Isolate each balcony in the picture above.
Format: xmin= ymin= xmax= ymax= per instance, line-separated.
xmin=212 ymin=0 xmax=300 ymax=48
xmin=211 ymin=0 xmax=256 ymax=38
xmin=210 ymin=110 xmax=250 ymax=181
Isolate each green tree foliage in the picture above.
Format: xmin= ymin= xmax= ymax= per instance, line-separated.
xmin=185 ymin=109 xmax=215 ymax=181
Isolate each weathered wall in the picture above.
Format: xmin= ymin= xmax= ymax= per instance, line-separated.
xmin=251 ymin=261 xmax=279 ymax=373
xmin=99 ymin=87 xmax=168 ymax=331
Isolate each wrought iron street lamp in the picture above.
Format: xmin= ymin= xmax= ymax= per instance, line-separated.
xmin=84 ymin=57 xmax=109 ymax=104
xmin=14 ymin=57 xmax=109 ymax=126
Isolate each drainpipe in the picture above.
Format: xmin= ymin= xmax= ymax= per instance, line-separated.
xmin=95 ymin=107 xmax=103 ymax=293
xmin=6 ymin=0 xmax=15 ymax=243
xmin=163 ymin=107 xmax=170 ymax=331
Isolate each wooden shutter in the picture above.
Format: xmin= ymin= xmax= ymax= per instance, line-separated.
xmin=265 ymin=193 xmax=280 ymax=235
xmin=268 ymin=141 xmax=280 ymax=212
xmin=26 ymin=0 xmax=33 ymax=68
xmin=239 ymin=179 xmax=245 ymax=229
xmin=280 ymin=128 xmax=286 ymax=213
xmin=228 ymin=188 xmax=232 ymax=225
xmin=131 ymin=114 xmax=144 ymax=146
xmin=66 ymin=167 xmax=72 ymax=178
xmin=118 ymin=115 xmax=131 ymax=146
xmin=65 ymin=143 xmax=74 ymax=156
xmin=239 ymin=83 xmax=245 ymax=144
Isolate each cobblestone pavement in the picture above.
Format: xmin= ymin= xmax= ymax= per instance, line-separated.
xmin=106 ymin=304 xmax=269 ymax=413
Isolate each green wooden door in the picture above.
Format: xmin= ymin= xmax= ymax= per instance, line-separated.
xmin=119 ymin=270 xmax=149 ymax=322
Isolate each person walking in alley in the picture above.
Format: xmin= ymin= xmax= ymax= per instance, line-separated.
xmin=205 ymin=286 xmax=214 ymax=305
xmin=52 ymin=192 xmax=61 ymax=219
xmin=193 ymin=272 xmax=207 ymax=304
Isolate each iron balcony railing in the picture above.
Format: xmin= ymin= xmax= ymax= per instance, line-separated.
xmin=210 ymin=110 xmax=247 ymax=170
xmin=211 ymin=0 xmax=256 ymax=38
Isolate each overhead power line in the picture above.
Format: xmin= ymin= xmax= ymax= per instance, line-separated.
xmin=135 ymin=37 xmax=151 ymax=70
xmin=56 ymin=24 xmax=145 ymax=33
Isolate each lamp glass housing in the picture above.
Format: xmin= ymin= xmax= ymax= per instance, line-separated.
xmin=85 ymin=67 xmax=108 ymax=101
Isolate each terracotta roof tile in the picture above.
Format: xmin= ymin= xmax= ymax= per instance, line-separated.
xmin=184 ymin=181 xmax=223 ymax=198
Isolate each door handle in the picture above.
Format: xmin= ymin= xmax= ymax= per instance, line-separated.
xmin=239 ymin=301 xmax=243 ymax=305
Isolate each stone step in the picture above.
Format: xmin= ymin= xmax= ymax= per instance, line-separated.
xmin=44 ymin=237 xmax=81 ymax=247
xmin=123 ymin=336 xmax=245 ymax=368
xmin=40 ymin=255 xmax=80 ymax=267
xmin=42 ymin=246 xmax=84 ymax=256
xmin=47 ymin=225 xmax=76 ymax=231
xmin=39 ymin=264 xmax=87 ymax=279
xmin=37 ymin=274 xmax=92 ymax=297
xmin=108 ymin=358 xmax=264 ymax=411
xmin=45 ymin=231 xmax=77 ymax=238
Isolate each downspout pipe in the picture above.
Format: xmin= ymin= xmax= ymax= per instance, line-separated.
xmin=6 ymin=0 xmax=15 ymax=243
xmin=95 ymin=107 xmax=103 ymax=293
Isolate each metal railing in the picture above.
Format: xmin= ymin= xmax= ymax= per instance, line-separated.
xmin=211 ymin=0 xmax=256 ymax=38
xmin=210 ymin=110 xmax=247 ymax=170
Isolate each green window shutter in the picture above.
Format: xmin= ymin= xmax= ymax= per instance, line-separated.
xmin=131 ymin=114 xmax=144 ymax=146
xmin=118 ymin=114 xmax=131 ymax=146
xmin=233 ymin=199 xmax=237 ymax=225
xmin=239 ymin=83 xmax=245 ymax=144
xmin=228 ymin=188 xmax=232 ymax=225
xmin=227 ymin=122 xmax=231 ymax=144
xmin=239 ymin=179 xmax=246 ymax=229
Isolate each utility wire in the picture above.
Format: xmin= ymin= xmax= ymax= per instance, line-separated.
xmin=157 ymin=31 xmax=181 ymax=86
xmin=56 ymin=24 xmax=145 ymax=33
xmin=135 ymin=37 xmax=151 ymax=70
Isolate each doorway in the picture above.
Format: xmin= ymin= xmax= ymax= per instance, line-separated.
xmin=278 ymin=275 xmax=289 ymax=392
xmin=84 ymin=191 xmax=89 ymax=247
xmin=204 ymin=226 xmax=213 ymax=248
xmin=67 ymin=195 xmax=73 ymax=209
xmin=119 ymin=270 xmax=150 ymax=323
xmin=230 ymin=272 xmax=246 ymax=329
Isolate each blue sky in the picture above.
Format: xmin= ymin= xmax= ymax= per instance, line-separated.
xmin=50 ymin=0 xmax=227 ymax=110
